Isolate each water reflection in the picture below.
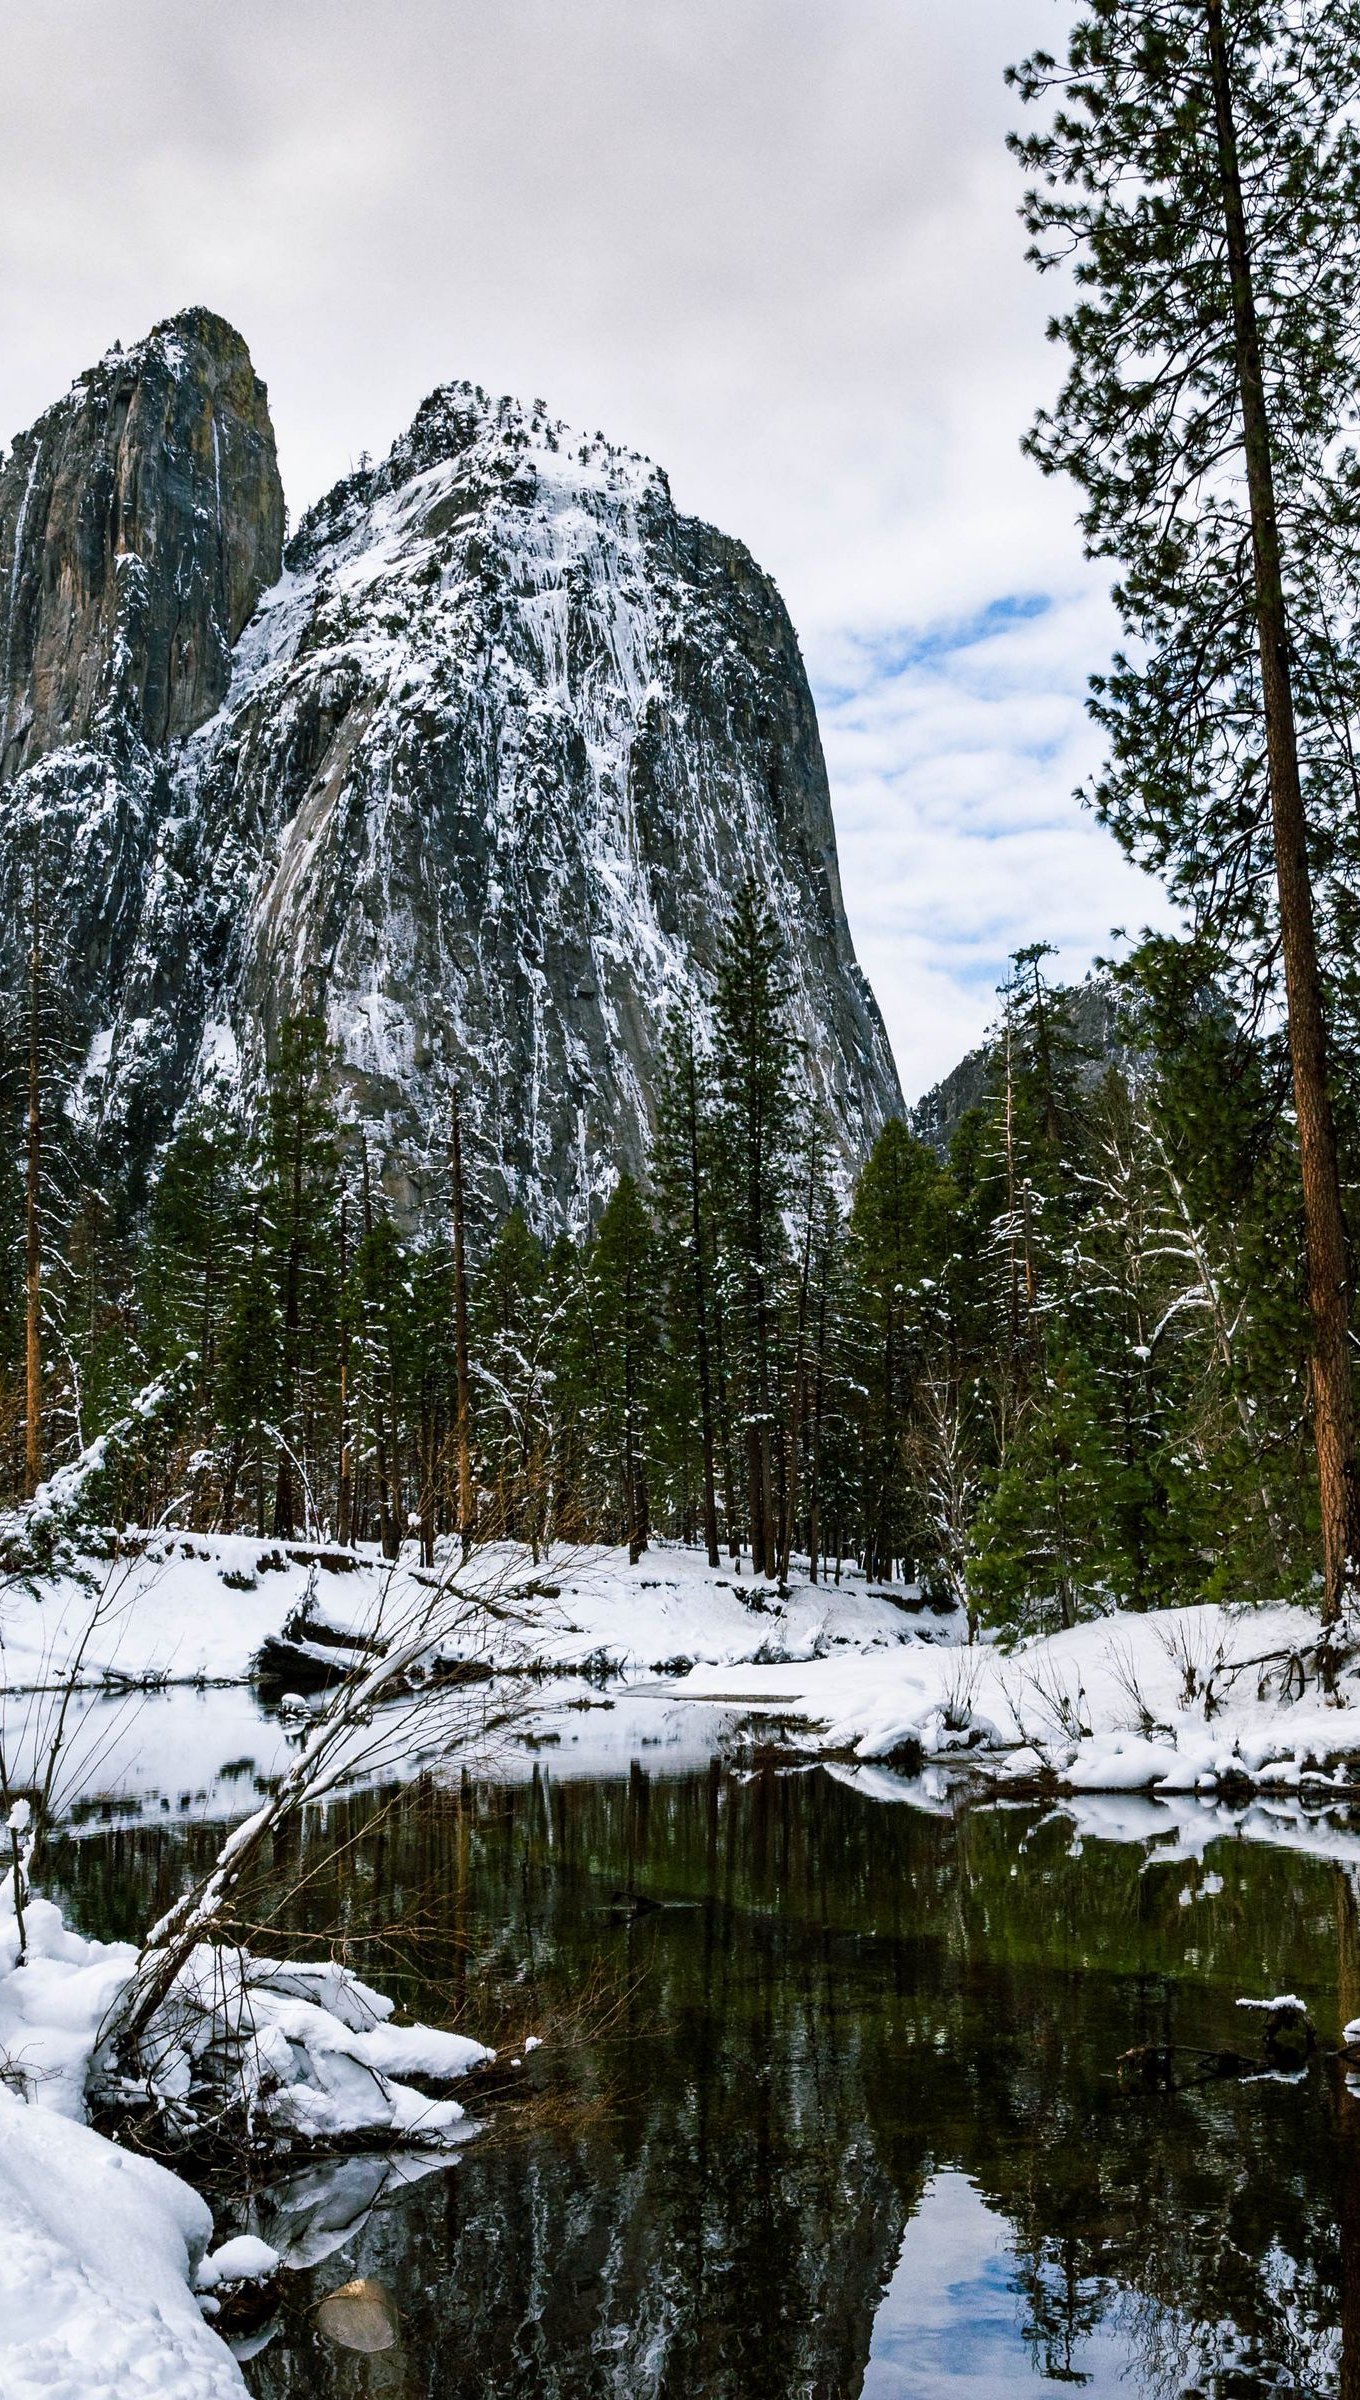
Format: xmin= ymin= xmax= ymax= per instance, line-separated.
xmin=48 ymin=1759 xmax=1360 ymax=2397
xmin=865 ymin=2173 xmax=1127 ymax=2396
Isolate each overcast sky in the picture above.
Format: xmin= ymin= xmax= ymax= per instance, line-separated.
xmin=0 ymin=0 xmax=1170 ymax=1097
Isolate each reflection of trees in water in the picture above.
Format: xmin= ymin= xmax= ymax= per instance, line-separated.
xmin=47 ymin=1765 xmax=1360 ymax=2399
xmin=1015 ymin=2235 xmax=1108 ymax=2384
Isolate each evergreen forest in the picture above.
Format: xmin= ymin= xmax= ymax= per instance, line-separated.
xmin=0 ymin=871 xmax=1333 ymax=1637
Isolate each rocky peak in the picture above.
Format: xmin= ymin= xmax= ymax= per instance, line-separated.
xmin=0 ymin=307 xmax=284 ymax=781
xmin=0 ymin=314 xmax=902 ymax=1229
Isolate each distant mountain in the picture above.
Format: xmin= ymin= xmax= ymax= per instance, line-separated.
xmin=910 ymin=975 xmax=1129 ymax=1156
xmin=0 ymin=309 xmax=902 ymax=1227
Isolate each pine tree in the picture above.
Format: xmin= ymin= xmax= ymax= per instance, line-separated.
xmin=712 ymin=879 xmax=800 ymax=1575
xmin=218 ymin=1207 xmax=283 ymax=1538
xmin=589 ymin=1174 xmax=661 ymax=1564
xmin=261 ymin=1019 xmax=339 ymax=1540
xmin=848 ymin=1119 xmax=953 ymax=1583
xmin=652 ymin=1007 xmax=723 ymax=1566
xmin=472 ymin=1208 xmax=552 ymax=1549
xmin=1010 ymin=0 xmax=1360 ymax=1616
xmin=355 ymin=1142 xmax=402 ymax=1558
xmin=450 ymin=1085 xmax=476 ymax=1557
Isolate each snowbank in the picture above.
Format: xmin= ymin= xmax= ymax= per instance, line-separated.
xmin=123 ymin=1947 xmax=491 ymax=2147
xmin=669 ymin=1599 xmax=1360 ymax=1795
xmin=0 ymin=1530 xmax=937 ymax=1692
xmin=0 ymin=1863 xmax=491 ymax=2399
xmin=9 ymin=1517 xmax=1358 ymax=1801
xmin=0 ymin=2088 xmax=240 ymax=2399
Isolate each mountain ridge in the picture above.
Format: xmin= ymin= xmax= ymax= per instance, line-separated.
xmin=0 ymin=309 xmax=902 ymax=1229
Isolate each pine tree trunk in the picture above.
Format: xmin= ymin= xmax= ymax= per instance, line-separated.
xmin=807 ymin=1263 xmax=828 ymax=1586
xmin=1004 ymin=1019 xmax=1021 ymax=1361
xmin=24 ymin=869 xmax=42 ymax=1500
xmin=685 ymin=1046 xmax=721 ymax=1568
xmin=219 ymin=1437 xmax=242 ymax=1535
xmin=419 ymin=1389 xmax=436 ymax=1568
xmin=759 ymin=1421 xmax=778 ymax=1580
xmin=1206 ymin=0 xmax=1360 ymax=1623
xmin=711 ymin=1276 xmax=740 ymax=1562
xmin=746 ymin=1420 xmax=765 ymax=1576
xmin=451 ymin=1089 xmax=475 ymax=1559
xmin=197 ymin=1165 xmax=218 ymax=1481
xmin=777 ymin=1135 xmax=818 ymax=1587
xmin=273 ymin=1120 xmax=304 ymax=1540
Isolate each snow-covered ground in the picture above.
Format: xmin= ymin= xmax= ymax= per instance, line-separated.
xmin=0 ymin=2089 xmax=242 ymax=2399
xmin=0 ymin=1532 xmax=933 ymax=1691
xmin=670 ymin=1597 xmax=1360 ymax=1797
xmin=7 ymin=1528 xmax=1360 ymax=1802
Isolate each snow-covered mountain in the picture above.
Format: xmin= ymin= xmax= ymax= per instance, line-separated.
xmin=0 ymin=308 xmax=902 ymax=1227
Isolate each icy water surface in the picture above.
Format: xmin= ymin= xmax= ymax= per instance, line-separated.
xmin=46 ymin=1715 xmax=1360 ymax=2398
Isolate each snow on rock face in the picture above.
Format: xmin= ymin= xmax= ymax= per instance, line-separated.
xmin=0 ymin=325 xmax=900 ymax=1229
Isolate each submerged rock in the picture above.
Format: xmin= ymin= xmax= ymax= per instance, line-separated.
xmin=316 ymin=2276 xmax=399 ymax=2352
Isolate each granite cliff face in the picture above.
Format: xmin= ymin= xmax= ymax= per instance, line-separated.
xmin=0 ymin=311 xmax=902 ymax=1226
xmin=0 ymin=309 xmax=284 ymax=778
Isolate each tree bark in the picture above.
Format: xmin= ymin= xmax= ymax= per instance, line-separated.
xmin=337 ymin=1184 xmax=353 ymax=1546
xmin=272 ymin=1113 xmax=304 ymax=1539
xmin=361 ymin=1141 xmax=398 ymax=1561
xmin=777 ymin=1134 xmax=818 ymax=1589
xmin=1206 ymin=0 xmax=1360 ymax=1622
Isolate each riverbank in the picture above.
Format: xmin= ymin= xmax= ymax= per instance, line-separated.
xmin=5 ymin=1522 xmax=1359 ymax=1800
xmin=0 ymin=1867 xmax=492 ymax=2397
xmin=669 ymin=1595 xmax=1360 ymax=1797
xmin=0 ymin=1530 xmax=934 ymax=1691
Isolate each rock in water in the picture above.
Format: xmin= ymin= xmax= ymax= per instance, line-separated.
xmin=0 ymin=314 xmax=901 ymax=1227
xmin=316 ymin=2276 xmax=399 ymax=2352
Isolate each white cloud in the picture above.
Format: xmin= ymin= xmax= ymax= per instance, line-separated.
xmin=817 ymin=589 xmax=1176 ymax=1095
xmin=0 ymin=0 xmax=1175 ymax=1096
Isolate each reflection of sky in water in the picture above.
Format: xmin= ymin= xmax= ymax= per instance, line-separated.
xmin=865 ymin=2173 xmax=1130 ymax=2398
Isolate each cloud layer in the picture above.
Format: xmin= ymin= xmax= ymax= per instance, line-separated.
xmin=0 ymin=0 xmax=1172 ymax=1099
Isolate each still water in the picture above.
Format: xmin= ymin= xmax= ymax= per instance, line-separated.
xmin=46 ymin=1735 xmax=1360 ymax=2398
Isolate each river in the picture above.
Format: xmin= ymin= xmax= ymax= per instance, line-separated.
xmin=40 ymin=1691 xmax=1360 ymax=2397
